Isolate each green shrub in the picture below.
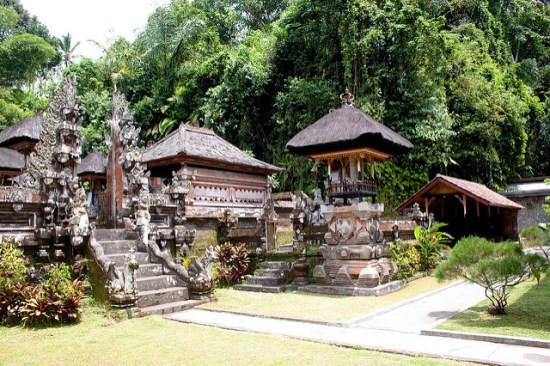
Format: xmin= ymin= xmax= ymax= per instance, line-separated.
xmin=0 ymin=245 xmax=83 ymax=327
xmin=389 ymin=241 xmax=420 ymax=280
xmin=0 ymin=242 xmax=27 ymax=291
xmin=520 ymin=225 xmax=545 ymax=241
xmin=414 ymin=218 xmax=453 ymax=272
xmin=435 ymin=236 xmax=540 ymax=315
xmin=215 ymin=242 xmax=249 ymax=287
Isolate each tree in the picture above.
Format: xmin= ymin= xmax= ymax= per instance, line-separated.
xmin=435 ymin=237 xmax=540 ymax=315
xmin=58 ymin=33 xmax=80 ymax=67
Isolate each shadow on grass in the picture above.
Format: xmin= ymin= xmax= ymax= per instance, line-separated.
xmin=438 ymin=274 xmax=550 ymax=339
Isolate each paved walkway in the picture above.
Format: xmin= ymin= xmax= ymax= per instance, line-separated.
xmin=167 ymin=282 xmax=550 ymax=366
xmin=349 ymin=281 xmax=486 ymax=333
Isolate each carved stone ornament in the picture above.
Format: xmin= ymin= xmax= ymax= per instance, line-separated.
xmin=337 ymin=218 xmax=355 ymax=242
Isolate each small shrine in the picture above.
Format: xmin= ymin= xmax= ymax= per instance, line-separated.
xmin=286 ymin=89 xmax=413 ymax=294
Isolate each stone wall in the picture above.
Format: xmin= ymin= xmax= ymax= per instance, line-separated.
xmin=507 ymin=195 xmax=548 ymax=231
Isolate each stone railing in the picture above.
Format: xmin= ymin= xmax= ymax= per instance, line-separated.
xmin=88 ymin=228 xmax=139 ymax=307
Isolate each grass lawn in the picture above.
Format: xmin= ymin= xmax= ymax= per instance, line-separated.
xmin=200 ymin=276 xmax=453 ymax=322
xmin=0 ymin=304 xmax=475 ymax=366
xmin=436 ymin=273 xmax=550 ymax=340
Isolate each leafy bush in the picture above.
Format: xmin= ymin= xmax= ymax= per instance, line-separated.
xmin=0 ymin=242 xmax=27 ymax=291
xmin=435 ymin=236 xmax=540 ymax=315
xmin=414 ymin=219 xmax=453 ymax=272
xmin=0 ymin=244 xmax=82 ymax=327
xmin=214 ymin=242 xmax=249 ymax=286
xmin=520 ymin=225 xmax=545 ymax=241
xmin=389 ymin=241 xmax=420 ymax=280
xmin=520 ymin=225 xmax=550 ymax=264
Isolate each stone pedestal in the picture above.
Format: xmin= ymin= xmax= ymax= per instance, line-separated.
xmin=313 ymin=202 xmax=398 ymax=288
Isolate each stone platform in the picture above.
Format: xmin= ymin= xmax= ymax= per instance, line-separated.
xmin=298 ymin=280 xmax=406 ymax=296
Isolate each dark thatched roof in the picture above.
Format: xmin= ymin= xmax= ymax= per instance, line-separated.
xmin=0 ymin=115 xmax=43 ymax=147
xmin=286 ymin=105 xmax=413 ymax=157
xmin=142 ymin=124 xmax=281 ymax=174
xmin=397 ymin=174 xmax=523 ymax=212
xmin=0 ymin=147 xmax=24 ymax=171
xmin=77 ymin=149 xmax=107 ymax=176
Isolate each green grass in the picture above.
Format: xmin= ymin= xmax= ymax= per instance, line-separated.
xmin=201 ymin=276 xmax=454 ymax=322
xmin=436 ymin=273 xmax=550 ymax=340
xmin=275 ymin=225 xmax=294 ymax=249
xmin=0 ymin=304 xmax=474 ymax=366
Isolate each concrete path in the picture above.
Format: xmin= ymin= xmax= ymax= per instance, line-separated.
xmin=350 ymin=281 xmax=486 ymax=333
xmin=166 ymin=282 xmax=550 ymax=366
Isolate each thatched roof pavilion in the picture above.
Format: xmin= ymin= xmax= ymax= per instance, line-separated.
xmin=142 ymin=124 xmax=281 ymax=175
xmin=77 ymin=148 xmax=107 ymax=176
xmin=286 ymin=89 xmax=413 ymax=203
xmin=0 ymin=147 xmax=24 ymax=171
xmin=286 ymin=93 xmax=413 ymax=158
xmin=0 ymin=147 xmax=24 ymax=185
xmin=77 ymin=147 xmax=107 ymax=194
xmin=0 ymin=115 xmax=43 ymax=153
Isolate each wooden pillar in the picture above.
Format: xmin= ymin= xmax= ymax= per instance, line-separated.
xmin=425 ymin=197 xmax=429 ymax=216
xmin=462 ymin=194 xmax=467 ymax=217
xmin=476 ymin=200 xmax=480 ymax=218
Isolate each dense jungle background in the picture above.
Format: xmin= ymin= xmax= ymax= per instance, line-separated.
xmin=0 ymin=0 xmax=549 ymax=211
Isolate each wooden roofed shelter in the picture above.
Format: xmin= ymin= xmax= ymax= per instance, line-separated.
xmin=286 ymin=89 xmax=413 ymax=204
xmin=0 ymin=147 xmax=25 ymax=185
xmin=0 ymin=115 xmax=43 ymax=156
xmin=0 ymin=115 xmax=43 ymax=184
xmin=142 ymin=123 xmax=282 ymax=249
xmin=77 ymin=147 xmax=108 ymax=225
xmin=397 ymin=174 xmax=523 ymax=242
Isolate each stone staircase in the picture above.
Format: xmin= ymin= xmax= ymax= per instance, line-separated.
xmin=93 ymin=229 xmax=203 ymax=316
xmin=235 ymin=261 xmax=294 ymax=293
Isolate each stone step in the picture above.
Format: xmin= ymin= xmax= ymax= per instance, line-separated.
xmin=136 ymin=300 xmax=203 ymax=317
xmin=278 ymin=244 xmax=295 ymax=253
xmin=94 ymin=229 xmax=137 ymax=242
xmin=105 ymin=252 xmax=149 ymax=267
xmin=137 ymin=287 xmax=189 ymax=308
xmin=98 ymin=240 xmax=137 ymax=255
xmin=245 ymin=276 xmax=286 ymax=287
xmin=136 ymin=275 xmax=178 ymax=292
xmin=125 ymin=263 xmax=163 ymax=278
xmin=234 ymin=283 xmax=287 ymax=293
xmin=259 ymin=262 xmax=292 ymax=270
xmin=254 ymin=268 xmax=292 ymax=278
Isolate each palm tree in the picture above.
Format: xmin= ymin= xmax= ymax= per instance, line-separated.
xmin=59 ymin=33 xmax=80 ymax=67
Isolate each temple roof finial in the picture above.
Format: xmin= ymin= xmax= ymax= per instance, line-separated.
xmin=340 ymin=88 xmax=354 ymax=106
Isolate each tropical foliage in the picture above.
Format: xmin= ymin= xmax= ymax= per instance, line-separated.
xmin=414 ymin=218 xmax=453 ymax=272
xmin=214 ymin=242 xmax=250 ymax=286
xmin=2 ymin=0 xmax=550 ymax=206
xmin=0 ymin=243 xmax=83 ymax=327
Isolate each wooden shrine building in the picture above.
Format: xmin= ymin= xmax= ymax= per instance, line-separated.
xmin=397 ymin=174 xmax=523 ymax=242
xmin=286 ymin=90 xmax=413 ymax=204
xmin=0 ymin=147 xmax=24 ymax=185
xmin=141 ymin=123 xmax=282 ymax=249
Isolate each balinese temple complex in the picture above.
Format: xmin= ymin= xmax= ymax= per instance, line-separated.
xmin=0 ymin=79 xmax=281 ymax=314
xmin=286 ymin=89 xmax=414 ymax=294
